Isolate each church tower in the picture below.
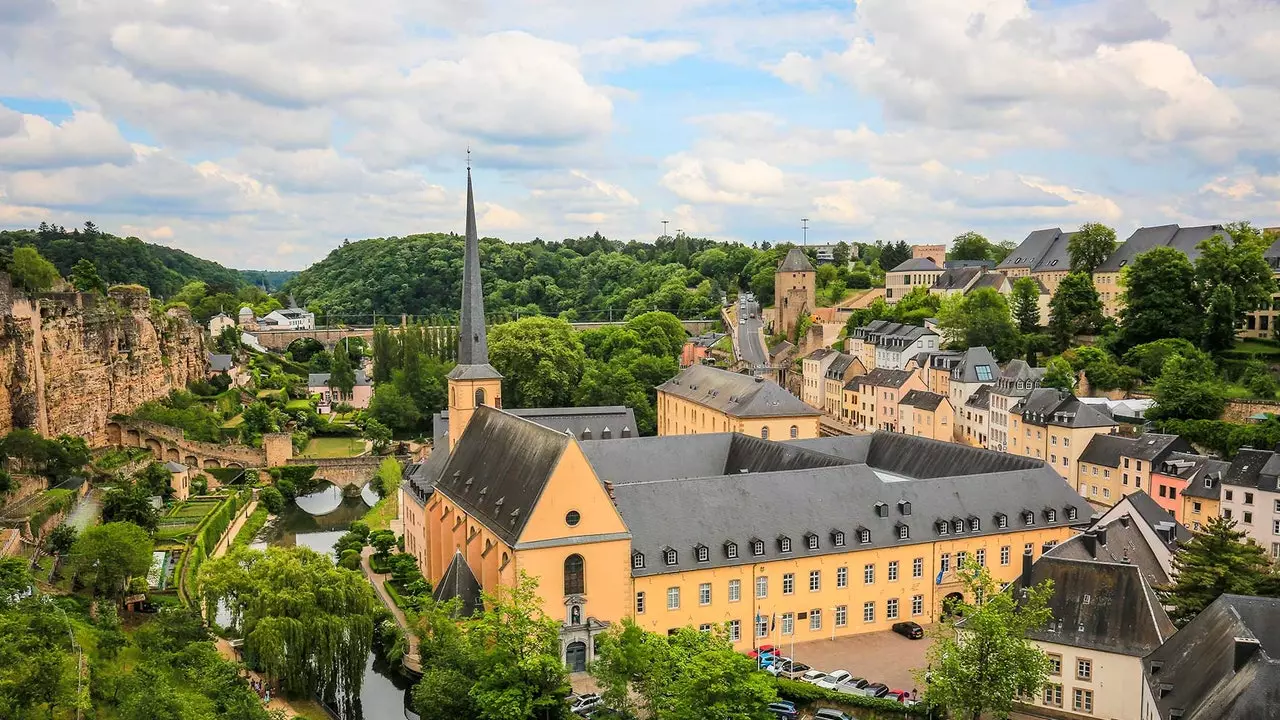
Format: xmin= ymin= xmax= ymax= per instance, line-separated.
xmin=445 ymin=164 xmax=503 ymax=450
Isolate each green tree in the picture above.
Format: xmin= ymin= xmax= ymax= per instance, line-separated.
xmin=590 ymin=619 xmax=652 ymax=718
xmin=1118 ymin=246 xmax=1201 ymax=350
xmin=1123 ymin=338 xmax=1204 ymax=383
xmin=364 ymin=418 xmax=392 ymax=453
xmin=832 ymin=241 xmax=851 ymax=267
xmin=369 ymin=530 xmax=397 ymax=562
xmin=1047 ymin=272 xmax=1104 ymax=350
xmin=1010 ymin=276 xmax=1041 ymax=333
xmin=9 ymin=246 xmax=60 ymax=293
xmin=258 ymin=485 xmax=284 ymax=514
xmin=937 ymin=288 xmax=1019 ymax=360
xmin=198 ymin=546 xmax=376 ymax=706
xmin=1042 ymin=357 xmax=1075 ymax=390
xmin=1067 ymin=222 xmax=1118 ymax=273
xmin=489 ymin=316 xmax=586 ymax=408
xmin=923 ymin=560 xmax=1055 ymax=720
xmin=45 ymin=524 xmax=77 ymax=555
xmin=69 ymin=522 xmax=154 ymax=600
xmin=1149 ymin=353 xmax=1226 ymax=421
xmin=330 ymin=339 xmax=357 ymax=397
xmin=947 ymin=231 xmax=995 ymax=262
xmin=1202 ymin=285 xmax=1237 ymax=354
xmin=368 ymin=381 xmax=421 ymax=431
xmin=70 ymin=257 xmax=108 ymax=294
xmin=101 ymin=479 xmax=160 ymax=532
xmin=624 ymin=311 xmax=687 ymax=359
xmin=1195 ymin=222 xmax=1276 ymax=325
xmin=1161 ymin=516 xmax=1280 ymax=625
xmin=0 ymin=557 xmax=32 ymax=608
xmin=372 ymin=322 xmax=398 ymax=383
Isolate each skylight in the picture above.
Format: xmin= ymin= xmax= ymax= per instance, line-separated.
xmin=975 ymin=365 xmax=993 ymax=381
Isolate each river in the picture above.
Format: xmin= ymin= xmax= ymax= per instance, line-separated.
xmin=250 ymin=481 xmax=419 ymax=720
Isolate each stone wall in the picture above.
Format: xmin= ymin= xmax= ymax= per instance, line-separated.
xmin=0 ymin=273 xmax=207 ymax=443
xmin=1221 ymin=398 xmax=1280 ymax=424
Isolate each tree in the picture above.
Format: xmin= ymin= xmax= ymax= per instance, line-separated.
xmin=45 ymin=524 xmax=77 ymax=555
xmin=489 ymin=316 xmax=586 ymax=408
xmin=70 ymin=258 xmax=108 ymax=294
xmin=1067 ymin=222 xmax=1118 ymax=273
xmin=923 ymin=560 xmax=1055 ymax=720
xmin=1047 ymin=272 xmax=1104 ymax=350
xmin=1010 ymin=277 xmax=1041 ymax=333
xmin=1118 ymin=246 xmax=1201 ymax=350
xmin=0 ymin=557 xmax=31 ymax=608
xmin=198 ymin=546 xmax=376 ymax=706
xmin=878 ymin=240 xmax=913 ymax=269
xmin=364 ymin=418 xmax=393 ymax=453
xmin=1195 ymin=222 xmax=1276 ymax=325
xmin=936 ymin=288 xmax=1019 ymax=360
xmin=1149 ymin=352 xmax=1226 ymax=421
xmin=1161 ymin=516 xmax=1280 ymax=625
xmin=625 ymin=312 xmax=687 ymax=360
xmin=101 ymin=480 xmax=160 ymax=532
xmin=832 ymin=241 xmax=851 ymax=267
xmin=1042 ymin=357 xmax=1075 ymax=390
xmin=368 ymin=381 xmax=421 ymax=431
xmin=9 ymin=246 xmax=60 ymax=293
xmin=258 ymin=485 xmax=284 ymax=514
xmin=947 ymin=231 xmax=995 ymax=262
xmin=1202 ymin=285 xmax=1237 ymax=354
xmin=1123 ymin=338 xmax=1204 ymax=383
xmin=69 ymin=522 xmax=154 ymax=600
xmin=369 ymin=530 xmax=397 ymax=562
xmin=215 ymin=324 xmax=241 ymax=354
xmin=371 ymin=322 xmax=397 ymax=383
xmin=590 ymin=619 xmax=653 ymax=718
xmin=330 ymin=339 xmax=357 ymax=398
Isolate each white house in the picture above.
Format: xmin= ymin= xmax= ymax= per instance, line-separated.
xmin=261 ymin=307 xmax=315 ymax=330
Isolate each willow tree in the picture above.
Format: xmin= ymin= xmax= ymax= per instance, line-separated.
xmin=198 ymin=546 xmax=377 ymax=707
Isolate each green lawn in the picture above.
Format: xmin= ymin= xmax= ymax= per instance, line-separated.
xmin=1233 ymin=339 xmax=1280 ymax=356
xmin=299 ymin=436 xmax=366 ymax=458
xmin=221 ymin=414 xmax=244 ymax=428
xmin=361 ymin=492 xmax=399 ymax=533
xmin=285 ymin=399 xmax=314 ymax=412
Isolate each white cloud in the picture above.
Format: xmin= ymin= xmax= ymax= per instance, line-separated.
xmin=0 ymin=108 xmax=134 ymax=170
xmin=582 ymin=36 xmax=700 ymax=70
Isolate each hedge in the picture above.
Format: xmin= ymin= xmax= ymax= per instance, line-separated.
xmin=205 ymin=467 xmax=247 ymax=484
xmin=176 ymin=488 xmax=251 ymax=606
xmin=774 ymin=678 xmax=932 ymax=718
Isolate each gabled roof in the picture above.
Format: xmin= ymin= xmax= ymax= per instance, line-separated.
xmin=1144 ymin=594 xmax=1280 ymax=720
xmin=825 ymin=353 xmax=858 ymax=379
xmin=1222 ymin=447 xmax=1279 ymax=489
xmin=1018 ymin=556 xmax=1174 ymax=656
xmin=307 ymin=369 xmax=372 ymax=388
xmin=1095 ymin=224 xmax=1227 ymax=274
xmin=931 ymin=267 xmax=981 ymax=291
xmin=964 ymin=384 xmax=992 ymax=411
xmin=950 ymin=346 xmax=999 ymax=384
xmin=657 ymin=365 xmax=820 ymax=418
xmin=997 ymin=228 xmax=1064 ymax=270
xmin=207 ymin=352 xmax=233 ymax=373
xmin=969 ymin=272 xmax=1010 ymax=291
xmin=581 ymin=433 xmax=848 ymax=488
xmin=1030 ymin=231 xmax=1075 ymax=272
xmin=164 ymin=460 xmax=188 ymax=472
xmin=805 ymin=347 xmax=835 ymax=362
xmin=900 ymin=389 xmax=947 ymax=412
xmin=434 ymin=551 xmax=485 ymax=617
xmin=858 ymin=367 xmax=916 ymax=389
xmin=1014 ymin=388 xmax=1116 ymax=428
xmin=889 ymin=257 xmax=942 ymax=273
xmin=1123 ymin=433 xmax=1192 ymax=462
xmin=432 ymin=406 xmax=571 ymax=545
xmin=1048 ymin=501 xmax=1174 ymax=585
xmin=778 ymin=248 xmax=816 ymax=273
xmin=433 ymin=405 xmax=637 ymax=448
xmin=1078 ymin=434 xmax=1134 ymax=468
xmin=768 ymin=340 xmax=795 ymax=358
xmin=1122 ymin=489 xmax=1193 ymax=545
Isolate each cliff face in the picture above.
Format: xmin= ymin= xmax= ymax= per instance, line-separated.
xmin=0 ymin=277 xmax=206 ymax=443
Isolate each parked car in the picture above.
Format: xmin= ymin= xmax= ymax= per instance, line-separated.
xmin=570 ymin=693 xmax=602 ymax=715
xmin=862 ymin=682 xmax=889 ymax=698
xmin=767 ymin=701 xmax=799 ymax=719
xmin=748 ymin=644 xmax=777 ymax=659
xmin=799 ymin=670 xmax=828 ymax=685
xmin=835 ymin=677 xmax=870 ymax=695
xmin=884 ymin=689 xmax=912 ymax=703
xmin=892 ymin=621 xmax=924 ymax=639
xmin=815 ymin=670 xmax=852 ymax=690
xmin=764 ymin=659 xmax=791 ymax=677
xmin=813 ymin=709 xmax=854 ymax=720
xmin=779 ymin=662 xmax=812 ymax=680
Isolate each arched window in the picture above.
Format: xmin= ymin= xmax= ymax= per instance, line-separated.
xmin=789 ymin=425 xmax=799 ymax=439
xmin=564 ymin=554 xmax=585 ymax=595
xmin=761 ymin=427 xmax=770 ymax=440
xmin=475 ymin=388 xmax=486 ymax=407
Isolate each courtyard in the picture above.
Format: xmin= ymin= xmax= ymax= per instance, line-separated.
xmin=766 ymin=627 xmax=933 ymax=692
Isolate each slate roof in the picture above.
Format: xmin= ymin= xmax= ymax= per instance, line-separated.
xmin=164 ymin=460 xmax=188 ymax=472
xmin=402 ymin=448 xmax=450 ymax=507
xmin=453 ymin=167 xmax=496 ymax=374
xmin=768 ymin=340 xmax=795 ymax=359
xmin=825 ymin=353 xmax=858 ymax=380
xmin=889 ymin=257 xmax=942 ymax=273
xmin=989 ymin=360 xmax=1044 ymax=398
xmin=307 ymin=369 xmax=372 ymax=388
xmin=1123 ymin=489 xmax=1193 ymax=545
xmin=657 ymin=364 xmax=820 ymax=418
xmin=1017 ymin=556 xmax=1174 ymax=656
xmin=434 ymin=551 xmax=485 ymax=617
xmin=1144 ymin=594 xmax=1280 ymax=720
xmin=432 ymin=406 xmax=571 ymax=545
xmin=1030 ymin=231 xmax=1075 ymax=272
xmin=856 ymin=367 xmax=916 ymax=389
xmin=1124 ymin=433 xmax=1192 ymax=462
xmin=1078 ymin=434 xmax=1134 ymax=468
xmin=998 ymin=228 xmax=1064 ymax=270
xmin=964 ymin=384 xmax=992 ymax=411
xmin=581 ymin=433 xmax=848 ymax=488
xmin=1222 ymin=447 xmax=1280 ymax=491
xmin=615 ymin=439 xmax=1089 ymax=577
xmin=1179 ymin=455 xmax=1229 ymax=499
xmin=860 ymin=432 xmax=1048 ymax=479
xmin=931 ymin=267 xmax=981 ymax=291
xmin=900 ymin=389 xmax=946 ymax=412
xmin=432 ymin=405 xmax=637 ymax=447
xmin=207 ymin=353 xmax=233 ymax=372
xmin=1014 ymin=388 xmax=1116 ymax=428
xmin=1095 ymin=223 xmax=1228 ymax=274
xmin=778 ymin=248 xmax=816 ymax=273
xmin=1048 ymin=508 xmax=1172 ymax=585
xmin=805 ymin=347 xmax=836 ymax=362
xmin=950 ymin=346 xmax=999 ymax=384
xmin=969 ymin=272 xmax=1010 ymax=291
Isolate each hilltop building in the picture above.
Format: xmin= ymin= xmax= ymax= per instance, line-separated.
xmin=884 ymin=258 xmax=942 ymax=304
xmin=208 ymin=312 xmax=235 ymax=337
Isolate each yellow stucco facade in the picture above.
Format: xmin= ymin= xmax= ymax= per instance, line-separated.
xmin=1009 ymin=410 xmax=1117 ymax=482
xmin=446 ymin=375 xmax=503 ymax=451
xmin=900 ymin=398 xmax=954 ymax=442
xmin=657 ymin=390 xmax=819 ymax=440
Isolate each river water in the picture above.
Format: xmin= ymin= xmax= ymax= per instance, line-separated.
xmin=250 ymin=481 xmax=419 ymax=720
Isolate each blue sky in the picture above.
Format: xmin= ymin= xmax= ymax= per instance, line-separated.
xmin=0 ymin=0 xmax=1277 ymax=269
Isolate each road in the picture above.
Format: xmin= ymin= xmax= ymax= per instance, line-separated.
xmin=735 ymin=294 xmax=768 ymax=370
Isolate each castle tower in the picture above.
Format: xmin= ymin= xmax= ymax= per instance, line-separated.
xmin=774 ymin=247 xmax=816 ymax=339
xmin=445 ymin=164 xmax=503 ymax=450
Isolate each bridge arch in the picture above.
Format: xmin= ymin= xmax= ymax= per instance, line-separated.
xmin=166 ymin=447 xmax=180 ymax=462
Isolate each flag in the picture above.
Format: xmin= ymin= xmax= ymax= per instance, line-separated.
xmin=770 ymin=612 xmax=776 ymax=631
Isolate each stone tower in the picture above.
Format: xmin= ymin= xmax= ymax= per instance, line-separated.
xmin=774 ymin=248 xmax=816 ymax=339
xmin=445 ymin=166 xmax=503 ymax=450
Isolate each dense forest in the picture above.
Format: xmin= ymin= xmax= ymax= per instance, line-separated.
xmin=239 ymin=269 xmax=298 ymax=291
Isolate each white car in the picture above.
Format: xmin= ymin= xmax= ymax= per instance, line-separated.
xmin=570 ymin=693 xmax=602 ymax=715
xmin=799 ymin=670 xmax=829 ymax=685
xmin=815 ymin=670 xmax=852 ymax=690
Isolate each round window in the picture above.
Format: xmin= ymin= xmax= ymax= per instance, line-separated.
xmin=565 ymin=510 xmax=581 ymax=527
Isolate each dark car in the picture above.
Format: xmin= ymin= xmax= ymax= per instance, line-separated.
xmin=835 ymin=677 xmax=870 ymax=695
xmin=813 ymin=710 xmax=854 ymax=720
xmin=863 ymin=682 xmax=889 ymax=698
xmin=892 ymin=621 xmax=924 ymax=639
xmin=767 ymin=701 xmax=798 ymax=719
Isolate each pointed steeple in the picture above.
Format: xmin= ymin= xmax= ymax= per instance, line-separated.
xmin=448 ymin=163 xmax=502 ymax=381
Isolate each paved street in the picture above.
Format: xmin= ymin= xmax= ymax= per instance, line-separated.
xmin=735 ymin=294 xmax=768 ymax=370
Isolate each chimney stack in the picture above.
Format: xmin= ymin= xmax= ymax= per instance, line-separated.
xmin=1235 ymin=637 xmax=1261 ymax=672
xmin=1096 ymin=525 xmax=1108 ymax=547
xmin=1082 ymin=531 xmax=1098 ymax=560
xmin=1021 ymin=548 xmax=1034 ymax=589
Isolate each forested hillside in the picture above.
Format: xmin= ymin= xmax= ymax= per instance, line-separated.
xmin=239 ymin=269 xmax=298 ymax=291
xmin=0 ymin=222 xmax=243 ymax=297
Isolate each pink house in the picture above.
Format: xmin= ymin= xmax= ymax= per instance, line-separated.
xmin=309 ymin=369 xmax=373 ymax=412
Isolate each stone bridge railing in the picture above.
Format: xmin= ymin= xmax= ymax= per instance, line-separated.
xmin=290 ymin=455 xmax=410 ymax=487
xmin=106 ymin=418 xmax=267 ymax=470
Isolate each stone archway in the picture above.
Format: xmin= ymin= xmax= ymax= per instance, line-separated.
xmin=166 ymin=447 xmax=180 ymax=462
xmin=225 ymin=462 xmax=244 ymax=469
xmin=125 ymin=429 xmax=141 ymax=447
xmin=203 ymin=458 xmax=222 ymax=469
xmin=565 ymin=641 xmax=587 ymax=673
xmin=145 ymin=438 xmax=162 ymax=455
xmin=184 ymin=455 xmax=199 ymax=467
xmin=106 ymin=422 xmax=122 ymax=445
xmin=942 ymin=592 xmax=965 ymax=618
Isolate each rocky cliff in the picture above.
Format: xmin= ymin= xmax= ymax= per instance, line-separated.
xmin=0 ymin=275 xmax=207 ymax=443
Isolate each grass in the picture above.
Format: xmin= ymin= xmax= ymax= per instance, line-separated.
xmin=231 ymin=506 xmax=269 ymax=549
xmin=1234 ymin=339 xmax=1280 ymax=355
xmin=285 ymin=399 xmax=314 ymax=412
xmin=360 ymin=492 xmax=399 ymax=533
xmin=221 ymin=414 xmax=244 ymax=428
xmin=299 ymin=436 xmax=366 ymax=458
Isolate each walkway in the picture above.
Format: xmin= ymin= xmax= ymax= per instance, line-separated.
xmin=212 ymin=499 xmax=259 ymax=559
xmin=63 ymin=488 xmax=102 ymax=532
xmin=360 ymin=546 xmax=422 ymax=673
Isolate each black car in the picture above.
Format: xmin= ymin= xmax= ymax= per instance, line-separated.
xmin=863 ymin=682 xmax=889 ymax=698
xmin=892 ymin=621 xmax=924 ymax=639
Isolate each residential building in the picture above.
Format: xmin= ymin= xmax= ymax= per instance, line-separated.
xmin=658 ymin=364 xmax=821 ymax=440
xmin=165 ymin=461 xmax=193 ymax=502
xmin=987 ymin=360 xmax=1045 ymax=453
xmin=1009 ymin=388 xmax=1118 ymax=481
xmin=308 ymin=369 xmax=374 ymax=412
xmin=1141 ymin=594 xmax=1280 ymax=720
xmin=261 ymin=306 xmax=316 ymax=330
xmin=884 ymin=258 xmax=943 ymax=304
xmin=207 ymin=352 xmax=233 ymax=378
xmin=898 ymin=390 xmax=953 ymax=441
xmin=801 ymin=348 xmax=838 ymax=409
xmin=1093 ymin=224 xmax=1227 ymax=317
xmin=918 ymin=351 xmax=961 ymax=396
xmin=1077 ymin=397 xmax=1158 ymax=424
xmin=208 ymin=312 xmax=235 ymax=337
xmin=680 ymin=332 xmax=725 ymax=367
xmin=1219 ymin=446 xmax=1280 ymax=556
xmin=1070 ymin=491 xmax=1189 ymax=582
xmin=823 ymin=353 xmax=866 ymax=417
xmin=850 ymin=368 xmax=927 ymax=432
xmin=959 ymin=385 xmax=992 ymax=447
xmin=929 ymin=266 xmax=986 ymax=299
xmin=1151 ymin=452 xmax=1229 ymax=526
xmin=775 ymin=248 xmax=816 ymax=338
xmin=1179 ymin=461 xmax=1224 ymax=532
xmin=947 ymin=346 xmax=999 ymax=423
xmin=237 ymin=305 xmax=258 ymax=331
xmin=1241 ymin=229 xmax=1280 ymax=339
xmin=846 ymin=320 xmax=939 ymax=371
xmin=995 ymin=228 xmax=1076 ymax=294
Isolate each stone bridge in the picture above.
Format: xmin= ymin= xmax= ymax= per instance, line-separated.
xmin=292 ymin=455 xmax=410 ymax=488
xmin=106 ymin=418 xmax=267 ymax=470
xmin=249 ymin=319 xmax=721 ymax=351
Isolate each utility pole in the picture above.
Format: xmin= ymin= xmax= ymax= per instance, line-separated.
xmin=801 ymin=218 xmax=810 ymax=246
xmin=661 ymin=220 xmax=669 ymax=238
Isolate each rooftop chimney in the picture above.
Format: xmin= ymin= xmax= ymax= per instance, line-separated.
xmin=1235 ymin=637 xmax=1261 ymax=672
xmin=1119 ymin=514 xmax=1131 ymax=528
xmin=1082 ymin=531 xmax=1098 ymax=560
xmin=1021 ymin=548 xmax=1034 ymax=589
xmin=1096 ymin=525 xmax=1108 ymax=547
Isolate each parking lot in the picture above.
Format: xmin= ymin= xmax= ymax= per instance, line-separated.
xmin=767 ymin=627 xmax=933 ymax=693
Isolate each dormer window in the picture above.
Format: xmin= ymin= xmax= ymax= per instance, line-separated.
xmin=805 ymin=533 xmax=819 ymax=550
xmin=664 ymin=548 xmax=678 ymax=566
xmin=725 ymin=542 xmax=738 ymax=559
xmin=779 ymin=536 xmax=792 ymax=553
xmin=1024 ymin=511 xmax=1035 ymax=526
xmin=953 ymin=519 xmax=964 ymax=534
xmin=1045 ymin=509 xmax=1057 ymax=523
xmin=752 ymin=539 xmax=765 ymax=556
xmin=1067 ymin=507 xmax=1078 ymax=521
xmin=632 ymin=552 xmax=645 ymax=569
xmin=875 ymin=502 xmax=889 ymax=518
xmin=996 ymin=513 xmax=1008 ymax=529
xmin=695 ymin=544 xmax=709 ymax=563
xmin=832 ymin=531 xmax=846 ymax=547
xmin=937 ymin=521 xmax=949 ymax=536
xmin=898 ymin=500 xmax=912 ymax=516
xmin=897 ymin=523 xmax=909 ymax=540
xmin=859 ymin=528 xmax=871 ymax=544
xmin=969 ymin=517 xmax=980 ymax=532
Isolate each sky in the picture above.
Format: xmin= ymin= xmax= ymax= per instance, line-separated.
xmin=0 ymin=0 xmax=1277 ymax=270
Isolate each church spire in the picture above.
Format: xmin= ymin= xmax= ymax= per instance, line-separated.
xmin=448 ymin=161 xmax=501 ymax=381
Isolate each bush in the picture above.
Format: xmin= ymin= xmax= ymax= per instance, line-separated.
xmin=847 ymin=271 xmax=872 ymax=289
xmin=259 ymin=485 xmax=284 ymax=514
xmin=339 ymin=549 xmax=362 ymax=570
xmin=774 ymin=679 xmax=930 ymax=717
xmin=205 ymin=467 xmax=246 ymax=485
